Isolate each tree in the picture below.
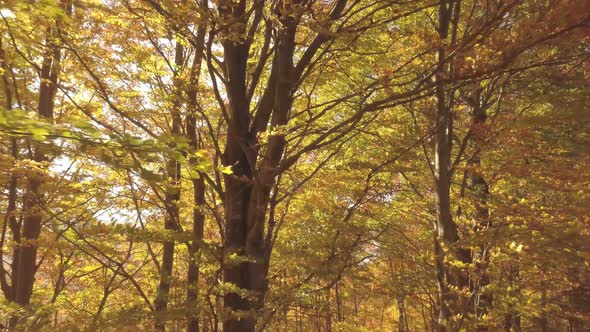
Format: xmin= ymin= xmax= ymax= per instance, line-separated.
xmin=0 ymin=0 xmax=588 ymax=331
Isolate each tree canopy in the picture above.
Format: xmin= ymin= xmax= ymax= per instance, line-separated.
xmin=0 ymin=0 xmax=588 ymax=331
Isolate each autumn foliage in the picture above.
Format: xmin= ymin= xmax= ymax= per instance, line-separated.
xmin=0 ymin=0 xmax=588 ymax=331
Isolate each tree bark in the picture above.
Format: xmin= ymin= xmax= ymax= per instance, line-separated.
xmin=503 ymin=263 xmax=521 ymax=332
xmin=154 ymin=39 xmax=184 ymax=331
xmin=220 ymin=0 xmax=298 ymax=329
xmin=14 ymin=23 xmax=62 ymax=313
xmin=465 ymin=88 xmax=492 ymax=329
xmin=397 ymin=295 xmax=409 ymax=332
xmin=219 ymin=0 xmax=256 ymax=329
xmin=0 ymin=36 xmax=18 ymax=304
xmin=218 ymin=0 xmax=345 ymax=329
xmin=185 ymin=6 xmax=208 ymax=331
xmin=432 ymin=1 xmax=470 ymax=331
xmin=186 ymin=177 xmax=205 ymax=332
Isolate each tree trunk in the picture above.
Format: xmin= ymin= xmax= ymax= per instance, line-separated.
xmin=186 ymin=177 xmax=205 ymax=332
xmin=220 ymin=0 xmax=256 ymax=327
xmin=503 ymin=263 xmax=521 ymax=332
xmin=397 ymin=295 xmax=408 ymax=332
xmin=335 ymin=282 xmax=343 ymax=323
xmin=220 ymin=2 xmax=297 ymax=329
xmin=0 ymin=37 xmax=21 ymax=330
xmin=185 ymin=8 xmax=208 ymax=331
xmin=0 ymin=36 xmax=18 ymax=304
xmin=14 ymin=23 xmax=62 ymax=315
xmin=465 ymin=88 xmax=492 ymax=329
xmin=154 ymin=40 xmax=184 ymax=331
xmin=432 ymin=1 xmax=470 ymax=331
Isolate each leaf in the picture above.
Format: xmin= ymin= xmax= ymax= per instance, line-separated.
xmin=220 ymin=165 xmax=233 ymax=175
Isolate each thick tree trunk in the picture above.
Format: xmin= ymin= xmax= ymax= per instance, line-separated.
xmin=220 ymin=0 xmax=257 ymax=325
xmin=220 ymin=1 xmax=298 ymax=330
xmin=1 ymin=38 xmax=23 ymax=330
xmin=14 ymin=26 xmax=61 ymax=314
xmin=0 ymin=37 xmax=19 ymax=304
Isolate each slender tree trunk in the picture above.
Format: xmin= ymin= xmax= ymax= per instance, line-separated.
xmin=154 ymin=40 xmax=184 ymax=331
xmin=536 ymin=287 xmax=549 ymax=332
xmin=503 ymin=313 xmax=521 ymax=332
xmin=90 ymin=269 xmax=118 ymax=328
xmin=153 ymin=161 xmax=180 ymax=331
xmin=432 ymin=1 xmax=469 ymax=331
xmin=567 ymin=266 xmax=590 ymax=332
xmin=5 ymin=161 xmax=18 ymax=302
xmin=465 ymin=89 xmax=492 ymax=330
xmin=335 ymin=282 xmax=343 ymax=323
xmin=185 ymin=7 xmax=207 ymax=331
xmin=503 ymin=263 xmax=521 ymax=332
xmin=326 ymin=289 xmax=332 ymax=332
xmin=398 ymin=295 xmax=408 ymax=332
xmin=186 ymin=176 xmax=205 ymax=332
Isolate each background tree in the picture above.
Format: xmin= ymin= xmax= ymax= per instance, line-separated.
xmin=0 ymin=0 xmax=588 ymax=331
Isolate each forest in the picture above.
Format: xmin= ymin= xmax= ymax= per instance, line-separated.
xmin=0 ymin=0 xmax=588 ymax=331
